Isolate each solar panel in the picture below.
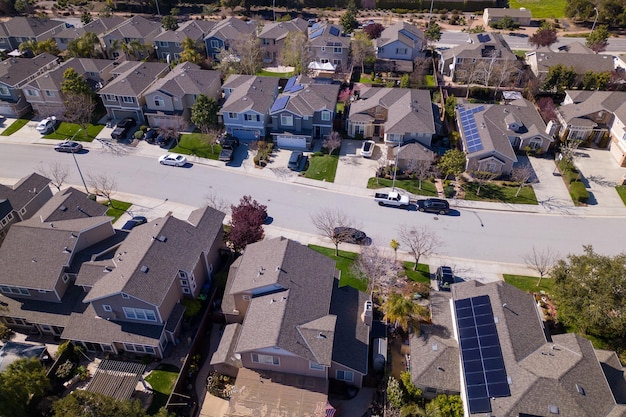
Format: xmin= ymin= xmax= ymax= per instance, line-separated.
xmin=284 ymin=76 xmax=297 ymax=90
xmin=459 ymin=105 xmax=485 ymax=153
xmin=329 ymin=26 xmax=340 ymax=36
xmin=289 ymin=84 xmax=304 ymax=93
xmin=311 ymin=22 xmax=321 ymax=30
xmin=455 ymin=295 xmax=510 ymax=415
xmin=477 ymin=33 xmax=491 ymax=43
xmin=310 ymin=28 xmax=324 ymax=39
xmin=270 ymin=96 xmax=289 ymax=113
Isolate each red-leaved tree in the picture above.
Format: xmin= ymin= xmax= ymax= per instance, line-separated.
xmin=363 ymin=23 xmax=385 ymax=39
xmin=227 ymin=195 xmax=268 ymax=252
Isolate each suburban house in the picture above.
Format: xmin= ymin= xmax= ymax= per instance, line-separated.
xmin=257 ymin=18 xmax=308 ymax=66
xmin=526 ymin=42 xmax=614 ymax=81
xmin=456 ymin=98 xmax=553 ymax=175
xmin=203 ymin=17 xmax=258 ymax=61
xmin=411 ymin=280 xmax=626 ymax=416
xmin=347 ymin=87 xmax=436 ymax=147
xmin=375 ymin=21 xmax=426 ymax=72
xmin=220 ymin=75 xmax=280 ymax=140
xmin=437 ymin=33 xmax=518 ymax=82
xmin=483 ymin=8 xmax=532 ymax=26
xmin=52 ymin=16 xmax=125 ymax=52
xmin=0 ymin=53 xmax=59 ymax=117
xmin=555 ymin=90 xmax=626 ymax=166
xmin=101 ymin=16 xmax=163 ymax=60
xmin=0 ymin=17 xmax=67 ymax=52
xmin=307 ymin=22 xmax=350 ymax=73
xmin=22 ymin=57 xmax=116 ymax=118
xmin=269 ymin=75 xmax=339 ymax=149
xmin=153 ymin=20 xmax=216 ymax=62
xmin=391 ymin=142 xmax=436 ymax=171
xmin=98 ymin=60 xmax=170 ymax=124
xmin=143 ymin=62 xmax=221 ymax=128
xmin=0 ymin=173 xmax=52 ymax=243
xmin=211 ymin=237 xmax=369 ymax=415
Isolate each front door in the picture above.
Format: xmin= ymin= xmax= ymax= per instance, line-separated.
xmin=374 ymin=125 xmax=381 ymax=137
xmin=315 ymin=126 xmax=321 ymax=138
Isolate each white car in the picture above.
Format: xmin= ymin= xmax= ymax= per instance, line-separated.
xmin=361 ymin=140 xmax=376 ymax=158
xmin=158 ymin=153 xmax=187 ymax=167
xmin=36 ymin=117 xmax=57 ymax=134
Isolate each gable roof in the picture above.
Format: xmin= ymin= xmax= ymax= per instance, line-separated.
xmin=1 ymin=17 xmax=66 ymax=41
xmin=24 ymin=58 xmax=114 ymax=92
xmin=103 ymin=15 xmax=162 ymax=41
xmin=221 ymin=75 xmax=279 ymax=114
xmin=376 ymin=21 xmax=425 ymax=48
xmin=33 ymin=187 xmax=108 ymax=222
xmin=0 ymin=53 xmax=59 ymax=88
xmin=144 ymin=62 xmax=220 ymax=97
xmin=527 ymin=42 xmax=614 ymax=75
xmin=394 ymin=142 xmax=436 ymax=161
xmin=98 ymin=61 xmax=169 ymax=97
xmin=441 ymin=32 xmax=516 ymax=62
xmin=204 ymin=17 xmax=257 ymax=42
xmin=54 ymin=16 xmax=125 ymax=41
xmin=307 ymin=22 xmax=350 ymax=48
xmin=0 ymin=173 xmax=50 ymax=212
xmin=559 ymin=91 xmax=626 ymax=127
xmin=154 ymin=19 xmax=216 ymax=43
xmin=485 ymin=7 xmax=532 ymax=18
xmin=258 ymin=18 xmax=308 ymax=41
xmin=270 ymin=75 xmax=339 ymax=117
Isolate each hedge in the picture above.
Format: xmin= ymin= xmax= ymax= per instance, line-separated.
xmin=570 ymin=181 xmax=589 ymax=204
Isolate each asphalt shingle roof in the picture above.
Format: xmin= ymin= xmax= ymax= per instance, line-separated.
xmin=98 ymin=61 xmax=169 ymax=97
xmin=0 ymin=53 xmax=59 ymax=88
xmin=1 ymin=17 xmax=66 ymax=40
xmin=221 ymin=75 xmax=279 ymax=114
xmin=376 ymin=21 xmax=425 ymax=48
xmin=527 ymin=42 xmax=614 ymax=75
xmin=54 ymin=16 xmax=125 ymax=42
xmin=34 ymin=187 xmax=108 ymax=222
xmin=204 ymin=16 xmax=257 ymax=42
xmin=0 ymin=173 xmax=50 ymax=213
xmin=258 ymin=18 xmax=308 ymax=41
xmin=559 ymin=91 xmax=626 ymax=129
xmin=271 ymin=76 xmax=339 ymax=117
xmin=154 ymin=19 xmax=215 ymax=43
xmin=144 ymin=62 xmax=220 ymax=97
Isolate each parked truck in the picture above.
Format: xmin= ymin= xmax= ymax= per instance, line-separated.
xmin=374 ymin=191 xmax=411 ymax=207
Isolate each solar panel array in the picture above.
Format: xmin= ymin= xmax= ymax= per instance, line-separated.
xmin=459 ymin=105 xmax=485 ymax=153
xmin=270 ymin=96 xmax=289 ymax=113
xmin=310 ymin=28 xmax=324 ymax=39
xmin=477 ymin=33 xmax=491 ymax=43
xmin=284 ymin=76 xmax=297 ymax=91
xmin=455 ymin=295 xmax=510 ymax=414
xmin=287 ymin=84 xmax=304 ymax=93
xmin=329 ymin=26 xmax=340 ymax=36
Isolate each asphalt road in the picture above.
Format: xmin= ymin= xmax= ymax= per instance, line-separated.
xmin=0 ymin=143 xmax=623 ymax=264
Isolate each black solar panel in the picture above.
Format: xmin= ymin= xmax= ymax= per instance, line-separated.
xmin=459 ymin=105 xmax=485 ymax=153
xmin=455 ymin=295 xmax=510 ymax=414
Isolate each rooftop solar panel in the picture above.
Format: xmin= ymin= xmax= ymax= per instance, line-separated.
xmin=270 ymin=96 xmax=289 ymax=113
xmin=460 ymin=106 xmax=485 ymax=153
xmin=289 ymin=84 xmax=304 ymax=93
xmin=310 ymin=28 xmax=324 ymax=39
xmin=311 ymin=22 xmax=321 ymax=30
xmin=285 ymin=76 xmax=297 ymax=90
xmin=329 ymin=26 xmax=340 ymax=36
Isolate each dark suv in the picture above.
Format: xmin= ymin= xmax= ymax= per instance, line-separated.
xmin=417 ymin=198 xmax=450 ymax=215
xmin=436 ymin=266 xmax=455 ymax=291
xmin=219 ymin=136 xmax=240 ymax=162
xmin=110 ymin=117 xmax=136 ymax=140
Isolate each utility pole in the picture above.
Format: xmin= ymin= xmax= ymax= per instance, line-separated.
xmin=69 ymin=129 xmax=89 ymax=194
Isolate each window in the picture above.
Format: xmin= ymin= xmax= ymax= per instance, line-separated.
xmin=334 ymin=47 xmax=342 ymax=54
xmin=145 ymin=346 xmax=155 ymax=354
xmin=309 ymin=362 xmax=324 ymax=370
xmin=321 ymin=59 xmax=329 ymax=64
xmin=45 ymin=90 xmax=55 ymax=97
xmin=102 ymin=345 xmax=113 ymax=352
xmin=154 ymin=95 xmax=164 ymax=107
xmin=321 ymin=47 xmax=326 ymax=52
xmin=2 ymin=286 xmax=30 ymax=296
xmin=336 ymin=370 xmax=354 ymax=382
xmin=25 ymin=89 xmax=39 ymax=97
xmin=281 ymin=114 xmax=293 ymax=126
xmin=243 ymin=295 xmax=251 ymax=301
xmin=158 ymin=41 xmax=168 ymax=47
xmin=62 ymin=274 xmax=68 ymax=283
xmin=228 ymin=112 xmax=237 ymax=119
xmin=182 ymin=287 xmax=191 ymax=294
xmin=262 ymin=38 xmax=270 ymax=45
xmin=251 ymin=353 xmax=280 ymax=365
xmin=18 ymin=208 xmax=24 ymax=216
xmin=395 ymin=48 xmax=408 ymax=55
xmin=528 ymin=137 xmax=542 ymax=150
xmin=1 ymin=218 xmax=6 ymax=226
xmin=7 ymin=213 xmax=13 ymax=220
xmin=321 ymin=111 xmax=331 ymax=121
xmin=103 ymin=305 xmax=112 ymax=312
xmin=210 ymin=40 xmax=219 ymax=49
xmin=121 ymin=293 xmax=130 ymax=299
xmin=245 ymin=114 xmax=260 ymax=122
xmin=123 ymin=307 xmax=157 ymax=322
xmin=122 ymin=96 xmax=135 ymax=104
xmin=112 ymin=52 xmax=120 ymax=59
xmin=38 ymin=289 xmax=47 ymax=293
xmin=0 ymin=86 xmax=9 ymax=95
xmin=180 ymin=280 xmax=188 ymax=286
xmin=104 ymin=94 xmax=116 ymax=101
xmin=333 ymin=59 xmax=341 ymax=66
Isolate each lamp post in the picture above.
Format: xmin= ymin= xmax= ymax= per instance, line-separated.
xmin=155 ymin=0 xmax=161 ymax=17
xmin=391 ymin=144 xmax=400 ymax=191
xmin=69 ymin=129 xmax=89 ymax=194
xmin=427 ymin=0 xmax=435 ymax=28
xmin=591 ymin=7 xmax=599 ymax=32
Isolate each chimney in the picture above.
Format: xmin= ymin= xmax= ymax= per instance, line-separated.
xmin=361 ymin=300 xmax=373 ymax=326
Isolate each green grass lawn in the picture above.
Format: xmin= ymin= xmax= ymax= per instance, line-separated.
xmin=145 ymin=364 xmax=179 ymax=414
xmin=403 ymin=262 xmax=431 ymax=283
xmin=43 ymin=122 xmax=103 ymax=142
xmin=0 ymin=118 xmax=30 ymax=136
xmin=359 ymin=74 xmax=384 ymax=85
xmin=463 ymin=182 xmax=538 ymax=204
xmin=509 ymin=0 xmax=566 ymax=18
xmin=367 ymin=177 xmax=438 ymax=197
xmin=424 ymin=75 xmax=436 ymax=87
xmin=336 ymin=102 xmax=345 ymax=114
xmin=304 ymin=154 xmax=338 ymax=182
xmin=503 ymin=274 xmax=554 ymax=293
xmin=105 ymin=199 xmax=132 ymax=222
xmin=616 ymin=185 xmax=626 ymax=206
xmin=170 ymin=133 xmax=221 ymax=160
xmin=308 ymin=245 xmax=366 ymax=291
xmin=257 ymin=69 xmax=294 ymax=77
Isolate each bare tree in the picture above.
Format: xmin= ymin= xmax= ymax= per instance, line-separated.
xmin=397 ymin=225 xmax=443 ymax=270
xmin=376 ymin=156 xmax=389 ymax=185
xmin=511 ymin=165 xmax=533 ymax=197
xmin=63 ymin=92 xmax=96 ymax=137
xmin=406 ymin=157 xmax=433 ymax=190
xmin=310 ymin=208 xmax=352 ymax=256
xmin=38 ymin=162 xmax=69 ymax=192
xmin=559 ymin=138 xmax=582 ymax=165
xmin=351 ymin=246 xmax=398 ymax=295
xmin=88 ymin=173 xmax=117 ymax=206
xmin=523 ymin=246 xmax=558 ymax=286
xmin=323 ymin=131 xmax=342 ymax=156
xmin=492 ymin=58 xmax=522 ymax=96
xmin=204 ymin=191 xmax=230 ymax=213
xmin=472 ymin=170 xmax=498 ymax=196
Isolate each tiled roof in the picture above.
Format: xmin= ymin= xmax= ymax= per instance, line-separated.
xmin=440 ymin=32 xmax=516 ymax=62
xmin=210 ymin=323 xmax=243 ymax=368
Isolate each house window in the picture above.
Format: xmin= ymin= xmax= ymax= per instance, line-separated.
xmin=123 ymin=307 xmax=157 ymax=322
xmin=528 ymin=137 xmax=542 ymax=150
xmin=321 ymin=111 xmax=331 ymax=121
xmin=7 ymin=213 xmax=13 ymax=220
xmin=45 ymin=90 xmax=55 ymax=97
xmin=178 ymin=271 xmax=187 ymax=279
xmin=18 ymin=288 xmax=29 ymax=296
xmin=3 ymin=286 xmax=32 ymax=296
xmin=228 ymin=112 xmax=237 ymax=119
xmin=251 ymin=353 xmax=280 ymax=365
xmin=38 ymin=289 xmax=47 ymax=293
xmin=243 ymin=295 xmax=251 ymax=301
xmin=321 ymin=47 xmax=326 ymax=52
xmin=145 ymin=346 xmax=155 ymax=354
xmin=122 ymin=96 xmax=135 ymax=104
xmin=102 ymin=345 xmax=113 ymax=352
xmin=333 ymin=47 xmax=342 ymax=53
xmin=395 ymin=48 xmax=408 ymax=55
xmin=0 ymin=86 xmax=8 ymax=95
xmin=210 ymin=40 xmax=219 ymax=49
xmin=245 ymin=114 xmax=260 ymax=122
xmin=336 ymin=370 xmax=354 ymax=382
xmin=62 ymin=274 xmax=69 ymax=283
xmin=121 ymin=293 xmax=130 ymax=299
xmin=321 ymin=59 xmax=329 ymax=64
xmin=154 ymin=95 xmax=164 ymax=107
xmin=1 ymin=218 xmax=6 ymax=226
xmin=180 ymin=280 xmax=189 ymax=286
xmin=182 ymin=287 xmax=191 ymax=294
xmin=262 ymin=38 xmax=270 ymax=45
xmin=158 ymin=41 xmax=168 ymax=47
xmin=485 ymin=162 xmax=498 ymax=172
xmin=103 ymin=305 xmax=112 ymax=312
xmin=104 ymin=94 xmax=116 ymax=101
xmin=281 ymin=114 xmax=293 ymax=126
xmin=25 ymin=89 xmax=39 ymax=97
xmin=310 ymin=362 xmax=324 ymax=370
xmin=333 ymin=59 xmax=341 ymax=66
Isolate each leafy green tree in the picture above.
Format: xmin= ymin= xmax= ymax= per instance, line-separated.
xmin=67 ymin=32 xmax=101 ymax=58
xmin=444 ymin=95 xmax=457 ymax=121
xmin=399 ymin=74 xmax=410 ymax=88
xmin=542 ymin=64 xmax=577 ymax=93
xmin=552 ymin=246 xmax=626 ymax=339
xmin=387 ymin=376 xmax=405 ymax=409
xmin=340 ymin=0 xmax=358 ymax=34
xmin=0 ymin=322 xmax=12 ymax=341
xmin=426 ymin=395 xmax=464 ymax=417
xmin=52 ymin=390 xmax=175 ymax=417
xmin=586 ymin=25 xmax=610 ymax=53
xmin=381 ymin=292 xmax=427 ymax=333
xmin=351 ymin=31 xmax=374 ymax=75
xmin=81 ymin=12 xmax=92 ymax=25
xmin=0 ymin=358 xmax=50 ymax=417
xmin=565 ymin=0 xmax=595 ymax=20
xmin=61 ymin=68 xmax=92 ymax=96
xmin=19 ymin=39 xmax=60 ymax=56
xmin=61 ymin=68 xmax=96 ymax=133
xmin=437 ymin=148 xmax=466 ymax=179
xmin=529 ymin=25 xmax=558 ymax=48
xmin=191 ymin=94 xmax=219 ymax=133
xmin=280 ymin=31 xmax=311 ymax=75
xmin=489 ymin=15 xmax=518 ymax=30
xmin=221 ymin=0 xmax=240 ymax=12
xmin=400 ymin=371 xmax=422 ymax=401
xmin=179 ymin=36 xmax=203 ymax=64
xmin=424 ymin=22 xmax=442 ymax=44
xmin=161 ymin=14 xmax=178 ymax=31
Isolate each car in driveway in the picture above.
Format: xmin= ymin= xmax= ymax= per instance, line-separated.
xmin=158 ymin=153 xmax=187 ymax=167
xmin=110 ymin=117 xmax=136 ymax=139
xmin=54 ymin=141 xmax=83 ymax=153
xmin=121 ymin=216 xmax=148 ymax=230
xmin=219 ymin=136 xmax=240 ymax=162
xmin=361 ymin=140 xmax=375 ymax=158
xmin=36 ymin=117 xmax=58 ymax=134
xmin=157 ymin=132 xmax=179 ymax=149
xmin=333 ymin=227 xmax=367 ymax=244
xmin=143 ymin=128 xmax=158 ymax=144
xmin=436 ymin=266 xmax=455 ymax=291
xmin=288 ymin=151 xmax=306 ymax=171
xmin=417 ymin=198 xmax=450 ymax=214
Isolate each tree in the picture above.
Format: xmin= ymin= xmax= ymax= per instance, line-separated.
xmin=351 ymin=246 xmax=398 ymax=294
xmin=61 ymin=68 xmax=92 ymax=97
xmin=161 ymin=14 xmax=178 ymax=31
xmin=444 ymin=95 xmax=457 ymax=121
xmin=61 ymin=68 xmax=96 ymax=133
xmin=38 ymin=161 xmax=69 ymax=192
xmin=424 ymin=22 xmax=442 ymax=46
xmin=0 ymin=322 xmax=12 ymax=342
xmin=323 ymin=131 xmax=342 ymax=156
xmin=489 ymin=15 xmax=518 ymax=30
xmin=364 ymin=22 xmax=385 ymax=39
xmin=536 ymin=96 xmax=557 ymax=123
xmin=586 ymin=25 xmax=610 ymax=53
xmin=179 ymin=36 xmax=203 ymax=64
xmin=397 ymin=225 xmax=442 ymax=270
xmin=340 ymin=0 xmax=358 ymax=34
xmin=387 ymin=376 xmax=405 ymax=409
xmin=81 ymin=12 xmax=92 ymax=25
xmin=406 ymin=158 xmax=433 ymax=190
xmin=390 ymin=239 xmax=400 ymax=261
xmin=472 ymin=170 xmax=498 ymax=196
xmin=529 ymin=26 xmax=558 ymax=48
xmin=89 ymin=173 xmax=117 ymax=206
xmin=0 ymin=358 xmax=50 ymax=417
xmin=580 ymin=70 xmax=611 ymax=90
xmin=351 ymin=31 xmax=374 ymax=75
xmin=438 ymin=149 xmax=466 ymax=180
xmin=381 ymin=292 xmax=427 ymax=332
xmin=280 ymin=31 xmax=311 ymax=75
xmin=426 ymin=395 xmax=464 ymax=417
xmin=542 ymin=64 xmax=576 ymax=93
xmin=191 ymin=94 xmax=219 ymax=133
xmin=227 ymin=195 xmax=267 ymax=252
xmin=511 ymin=165 xmax=533 ymax=197
xmin=310 ymin=208 xmax=353 ymax=256
xmin=51 ymin=390 xmax=175 ymax=417
xmin=67 ymin=32 xmax=101 ymax=58
xmin=552 ymin=245 xmax=626 ymax=339
xmin=523 ymin=246 xmax=558 ymax=286
xmin=565 ymin=0 xmax=595 ymax=21
xmin=19 ymin=39 xmax=60 ymax=56
xmin=217 ymin=34 xmax=262 ymax=76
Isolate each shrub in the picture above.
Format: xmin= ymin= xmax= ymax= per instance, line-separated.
xmin=0 ymin=323 xmax=13 ymax=342
xmin=181 ymin=298 xmax=203 ymax=319
xmin=570 ymin=181 xmax=589 ymax=203
xmin=563 ymin=168 xmax=580 ymax=184
xmin=444 ymin=185 xmax=455 ymax=198
xmin=55 ymin=360 xmax=75 ymax=379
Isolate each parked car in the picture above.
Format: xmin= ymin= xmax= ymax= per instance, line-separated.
xmin=157 ymin=132 xmax=179 ymax=149
xmin=417 ymin=198 xmax=450 ymax=214
xmin=54 ymin=141 xmax=83 ymax=153
xmin=361 ymin=140 xmax=375 ymax=158
xmin=143 ymin=128 xmax=158 ymax=144
xmin=288 ymin=151 xmax=306 ymax=171
xmin=436 ymin=266 xmax=455 ymax=291
xmin=36 ymin=117 xmax=58 ymax=134
xmin=219 ymin=136 xmax=240 ymax=162
xmin=374 ymin=191 xmax=410 ymax=207
xmin=158 ymin=153 xmax=187 ymax=167
xmin=110 ymin=117 xmax=136 ymax=140
xmin=121 ymin=216 xmax=148 ymax=231
xmin=333 ymin=227 xmax=367 ymax=244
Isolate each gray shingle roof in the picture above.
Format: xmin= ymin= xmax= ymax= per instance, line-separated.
xmin=143 ymin=62 xmax=220 ymax=97
xmin=210 ymin=323 xmax=243 ymax=368
xmin=33 ymin=187 xmax=108 ymax=222
xmin=98 ymin=61 xmax=169 ymax=97
xmin=104 ymin=15 xmax=162 ymax=41
xmin=204 ymin=17 xmax=257 ymax=42
xmin=1 ymin=17 xmax=66 ymax=40
xmin=394 ymin=142 xmax=435 ymax=161
xmin=0 ymin=173 xmax=50 ymax=212
xmin=54 ymin=16 xmax=125 ymax=41
xmin=527 ymin=42 xmax=614 ymax=75
xmin=307 ymin=23 xmax=350 ymax=48
xmin=258 ymin=18 xmax=308 ymax=41
xmin=271 ymin=76 xmax=339 ymax=117
xmin=221 ymin=75 xmax=279 ymax=114
xmin=559 ymin=91 xmax=626 ymax=129
xmin=376 ymin=21 xmax=425 ymax=48
xmin=485 ymin=7 xmax=532 ymax=18
xmin=25 ymin=58 xmax=114 ymax=94
xmin=0 ymin=53 xmax=59 ymax=88
xmin=154 ymin=19 xmax=215 ymax=43
xmin=441 ymin=32 xmax=516 ymax=62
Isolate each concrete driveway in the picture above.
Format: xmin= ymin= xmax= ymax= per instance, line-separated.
xmin=335 ymin=139 xmax=382 ymax=188
xmin=574 ymin=147 xmax=626 ymax=208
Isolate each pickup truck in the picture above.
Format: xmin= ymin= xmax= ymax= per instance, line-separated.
xmin=219 ymin=136 xmax=240 ymax=162
xmin=374 ymin=191 xmax=411 ymax=207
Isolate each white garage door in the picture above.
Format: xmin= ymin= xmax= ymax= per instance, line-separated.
xmin=231 ymin=129 xmax=258 ymax=140
xmin=277 ymin=135 xmax=306 ymax=149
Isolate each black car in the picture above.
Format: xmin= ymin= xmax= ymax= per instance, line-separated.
xmin=54 ymin=141 xmax=83 ymax=153
xmin=219 ymin=136 xmax=240 ymax=162
xmin=143 ymin=129 xmax=158 ymax=144
xmin=110 ymin=117 xmax=136 ymax=140
xmin=157 ymin=132 xmax=179 ymax=149
xmin=333 ymin=227 xmax=367 ymax=244
xmin=417 ymin=198 xmax=450 ymax=215
xmin=121 ymin=216 xmax=148 ymax=231
xmin=436 ymin=266 xmax=455 ymax=291
xmin=288 ymin=151 xmax=305 ymax=171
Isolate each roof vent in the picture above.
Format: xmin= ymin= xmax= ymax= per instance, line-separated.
xmin=103 ymin=266 xmax=112 ymax=272
xmin=140 ymin=265 xmax=149 ymax=273
xmin=576 ymin=384 xmax=585 ymax=396
xmin=549 ymin=405 xmax=559 ymax=414
xmin=436 ymin=366 xmax=444 ymax=371
xmin=70 ymin=232 xmax=77 ymax=238
xmin=276 ymin=266 xmax=281 ymax=272
xmin=270 ymin=298 xmax=275 ymax=304
xmin=432 ymin=343 xmax=438 ymax=351
xmin=281 ymin=296 xmax=287 ymax=301
xmin=63 ymin=247 xmax=71 ymax=254
xmin=50 ymin=223 xmax=54 ymax=228
xmin=157 ymin=235 xmax=167 ymax=242
xmin=59 ymin=205 xmax=67 ymax=211
xmin=317 ymin=332 xmax=327 ymax=339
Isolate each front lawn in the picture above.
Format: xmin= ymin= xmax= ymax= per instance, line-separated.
xmin=509 ymin=0 xmax=566 ymax=18
xmin=44 ymin=122 xmax=103 ymax=142
xmin=463 ymin=182 xmax=538 ymax=204
xmin=308 ymin=245 xmax=365 ymax=291
xmin=145 ymin=364 xmax=179 ymax=414
xmin=503 ymin=274 xmax=554 ymax=294
xmin=403 ymin=262 xmax=431 ymax=283
xmin=105 ymin=199 xmax=132 ymax=222
xmin=367 ymin=177 xmax=438 ymax=197
xmin=170 ymin=133 xmax=221 ymax=160
xmin=304 ymin=154 xmax=338 ymax=182
xmin=616 ymin=185 xmax=626 ymax=206
xmin=0 ymin=118 xmax=29 ymax=136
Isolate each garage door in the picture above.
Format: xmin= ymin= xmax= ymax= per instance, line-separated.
xmin=277 ymin=135 xmax=306 ymax=149
xmin=231 ymin=129 xmax=258 ymax=140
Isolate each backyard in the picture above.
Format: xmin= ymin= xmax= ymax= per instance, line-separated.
xmin=144 ymin=364 xmax=179 ymax=414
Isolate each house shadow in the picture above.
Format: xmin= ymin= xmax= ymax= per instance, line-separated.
xmin=224 ymin=144 xmax=249 ymax=168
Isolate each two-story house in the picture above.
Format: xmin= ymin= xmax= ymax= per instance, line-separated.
xmin=269 ymin=75 xmax=339 ymax=149
xmin=347 ymin=87 xmax=436 ymax=147
xmin=307 ymin=22 xmax=350 ymax=72
xmin=0 ymin=53 xmax=59 ymax=117
xmin=53 ymin=16 xmax=124 ymax=52
xmin=98 ymin=61 xmax=170 ymax=124
xmin=204 ymin=17 xmax=258 ymax=61
xmin=211 ymin=237 xmax=369 ymax=412
xmin=22 ymin=58 xmax=115 ymax=118
xmin=143 ymin=62 xmax=221 ymax=128
xmin=483 ymin=7 xmax=532 ymax=27
xmin=375 ymin=21 xmax=426 ymax=72
xmin=0 ymin=17 xmax=67 ymax=52
xmin=101 ymin=16 xmax=163 ymax=60
xmin=220 ymin=75 xmax=280 ymax=140
xmin=257 ymin=18 xmax=308 ymax=66
xmin=153 ymin=20 xmax=215 ymax=62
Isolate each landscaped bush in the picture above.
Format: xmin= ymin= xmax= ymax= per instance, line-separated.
xmin=570 ymin=181 xmax=589 ymax=203
xmin=444 ymin=185 xmax=455 ymax=198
